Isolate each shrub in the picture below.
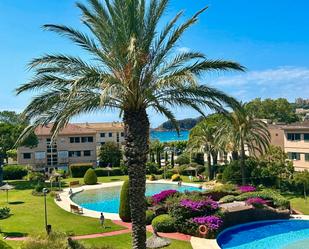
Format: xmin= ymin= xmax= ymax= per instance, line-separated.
xmin=246 ymin=197 xmax=267 ymax=208
xmin=3 ymin=165 xmax=28 ymax=180
xmin=171 ymin=174 xmax=182 ymax=181
xmin=152 ymin=214 xmax=175 ymax=232
xmin=146 ymin=162 xmax=159 ymax=174
xmin=95 ymin=167 xmax=123 ymax=177
xmin=204 ymin=184 xmax=238 ymax=201
xmin=152 ymin=190 xmax=177 ymax=204
xmin=238 ymin=185 xmax=256 ymax=193
xmin=83 ymin=168 xmax=97 ymax=185
xmin=162 ymin=170 xmax=174 ymax=179
xmin=0 ymin=207 xmax=10 ymax=219
xmin=119 ymin=180 xmax=131 ymax=222
xmin=148 ymin=174 xmax=156 ymax=181
xmin=180 ymin=198 xmax=219 ymax=212
xmin=191 ymin=215 xmax=223 ymax=230
xmin=146 ymin=210 xmax=155 ymax=225
xmin=192 ymin=153 xmax=204 ymax=165
xmin=32 ymin=182 xmax=45 ymax=196
xmin=28 ymin=172 xmax=45 ymax=182
xmin=219 ymin=195 xmax=237 ymax=203
xmin=119 ymin=160 xmax=127 ymax=175
xmin=0 ymin=240 xmax=12 ymax=249
xmin=70 ymin=164 xmax=93 ymax=177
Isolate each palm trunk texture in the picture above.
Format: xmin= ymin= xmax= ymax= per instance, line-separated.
xmin=123 ymin=108 xmax=149 ymax=249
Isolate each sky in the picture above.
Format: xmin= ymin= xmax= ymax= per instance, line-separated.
xmin=1 ymin=0 xmax=309 ymax=127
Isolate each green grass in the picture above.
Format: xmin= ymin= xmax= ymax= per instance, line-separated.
xmin=0 ymin=180 xmax=124 ymax=237
xmin=80 ymin=233 xmax=193 ymax=249
xmin=283 ymin=193 xmax=309 ymax=214
xmin=63 ymin=175 xmax=128 ymax=185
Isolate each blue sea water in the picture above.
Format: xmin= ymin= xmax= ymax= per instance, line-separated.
xmin=150 ymin=130 xmax=189 ymax=142
xmin=217 ymin=220 xmax=309 ymax=249
xmin=72 ymin=183 xmax=201 ymax=213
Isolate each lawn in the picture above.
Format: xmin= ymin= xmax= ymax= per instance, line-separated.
xmin=80 ymin=233 xmax=193 ymax=249
xmin=283 ymin=193 xmax=309 ymax=214
xmin=0 ymin=180 xmax=124 ymax=237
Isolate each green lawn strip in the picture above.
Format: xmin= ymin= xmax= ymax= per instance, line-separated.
xmin=63 ymin=175 xmax=128 ymax=185
xmin=80 ymin=232 xmax=193 ymax=249
xmin=282 ymin=193 xmax=309 ymax=214
xmin=0 ymin=187 xmax=124 ymax=237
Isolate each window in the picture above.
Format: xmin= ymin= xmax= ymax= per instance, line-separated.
xmin=100 ymin=133 xmax=105 ymax=138
xmin=287 ymin=133 xmax=301 ymax=141
xmin=35 ymin=152 xmax=45 ymax=160
xmin=101 ymin=142 xmax=105 ymax=145
xmin=23 ymin=153 xmax=31 ymax=159
xmin=81 ymin=136 xmax=94 ymax=143
xmin=121 ymin=132 xmax=124 ymax=137
xmin=305 ymin=154 xmax=309 ymax=162
xmin=69 ymin=151 xmax=81 ymax=157
xmin=288 ymin=152 xmax=301 ymax=160
xmin=304 ymin=133 xmax=309 ymax=142
xmin=58 ymin=151 xmax=68 ymax=158
xmin=84 ymin=150 xmax=91 ymax=157
xmin=109 ymin=132 xmax=113 ymax=137
xmin=88 ymin=136 xmax=93 ymax=142
xmin=70 ymin=137 xmax=80 ymax=143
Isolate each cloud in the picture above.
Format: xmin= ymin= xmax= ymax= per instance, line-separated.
xmin=211 ymin=66 xmax=309 ymax=87
xmin=208 ymin=66 xmax=309 ymax=102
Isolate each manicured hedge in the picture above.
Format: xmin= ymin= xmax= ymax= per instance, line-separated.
xmin=83 ymin=168 xmax=97 ymax=185
xmin=119 ymin=180 xmax=131 ymax=222
xmin=151 ymin=214 xmax=175 ymax=232
xmin=146 ymin=210 xmax=155 ymax=225
xmin=94 ymin=167 xmax=123 ymax=177
xmin=70 ymin=164 xmax=93 ymax=177
xmin=3 ymin=165 xmax=28 ymax=180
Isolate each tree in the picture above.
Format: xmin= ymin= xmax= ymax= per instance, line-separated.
xmin=188 ymin=114 xmax=222 ymax=180
xmin=294 ymin=171 xmax=309 ymax=200
xmin=99 ymin=142 xmax=122 ymax=167
xmin=246 ymin=98 xmax=299 ymax=123
xmin=6 ymin=149 xmax=17 ymax=161
xmin=16 ymin=1 xmax=243 ymax=248
xmin=218 ymin=103 xmax=271 ymax=184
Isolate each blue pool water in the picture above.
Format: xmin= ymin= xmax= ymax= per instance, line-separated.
xmin=72 ymin=183 xmax=201 ymax=213
xmin=150 ymin=130 xmax=189 ymax=142
xmin=217 ymin=220 xmax=309 ymax=249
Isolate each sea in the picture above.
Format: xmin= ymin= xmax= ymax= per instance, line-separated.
xmin=150 ymin=130 xmax=189 ymax=142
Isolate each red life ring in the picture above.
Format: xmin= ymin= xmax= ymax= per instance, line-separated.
xmin=199 ymin=225 xmax=208 ymax=235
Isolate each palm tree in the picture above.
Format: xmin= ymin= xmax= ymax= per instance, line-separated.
xmin=188 ymin=114 xmax=222 ymax=180
xmin=16 ymin=1 xmax=244 ymax=248
xmin=217 ymin=103 xmax=270 ymax=185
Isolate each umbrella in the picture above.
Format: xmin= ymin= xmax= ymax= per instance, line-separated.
xmin=0 ymin=183 xmax=15 ymax=203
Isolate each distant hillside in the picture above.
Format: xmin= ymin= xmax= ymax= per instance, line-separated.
xmin=156 ymin=117 xmax=203 ymax=131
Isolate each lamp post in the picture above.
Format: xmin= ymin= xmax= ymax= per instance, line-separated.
xmin=43 ymin=188 xmax=51 ymax=234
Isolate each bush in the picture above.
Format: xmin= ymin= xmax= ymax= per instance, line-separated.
xmin=219 ymin=195 xmax=237 ymax=203
xmin=204 ymin=184 xmax=238 ymax=201
xmin=119 ymin=160 xmax=127 ymax=175
xmin=3 ymin=165 xmax=28 ymax=180
xmin=151 ymin=214 xmax=175 ymax=232
xmin=148 ymin=174 xmax=156 ymax=181
xmin=146 ymin=210 xmax=155 ymax=225
xmin=146 ymin=162 xmax=159 ymax=174
xmin=175 ymin=153 xmax=190 ymax=165
xmin=0 ymin=240 xmax=12 ymax=249
xmin=28 ymin=172 xmax=45 ymax=182
xmin=0 ymin=207 xmax=10 ymax=219
xmin=70 ymin=164 xmax=93 ymax=178
xmin=192 ymin=153 xmax=204 ymax=165
xmin=94 ymin=167 xmax=123 ymax=177
xmin=83 ymin=168 xmax=97 ymax=185
xmin=171 ymin=174 xmax=182 ymax=181
xmin=119 ymin=180 xmax=131 ymax=222
xmin=162 ymin=170 xmax=174 ymax=179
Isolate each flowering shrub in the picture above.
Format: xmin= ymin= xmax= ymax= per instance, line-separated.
xmin=152 ymin=190 xmax=177 ymax=204
xmin=171 ymin=174 xmax=182 ymax=181
xmin=180 ymin=198 xmax=219 ymax=211
xmin=192 ymin=215 xmax=223 ymax=230
xmin=246 ymin=197 xmax=267 ymax=208
xmin=238 ymin=185 xmax=256 ymax=193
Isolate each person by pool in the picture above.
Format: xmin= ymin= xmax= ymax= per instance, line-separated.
xmin=100 ymin=212 xmax=105 ymax=229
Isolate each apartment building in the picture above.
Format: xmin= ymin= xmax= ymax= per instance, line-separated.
xmin=281 ymin=122 xmax=309 ymax=170
xmin=17 ymin=122 xmax=125 ymax=172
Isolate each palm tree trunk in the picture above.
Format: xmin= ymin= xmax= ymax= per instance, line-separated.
xmin=123 ymin=108 xmax=149 ymax=249
xmin=240 ymin=138 xmax=246 ymax=185
xmin=207 ymin=154 xmax=212 ymax=180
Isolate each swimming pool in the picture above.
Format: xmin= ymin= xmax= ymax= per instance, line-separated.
xmin=71 ymin=183 xmax=201 ymax=214
xmin=217 ymin=220 xmax=309 ymax=249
